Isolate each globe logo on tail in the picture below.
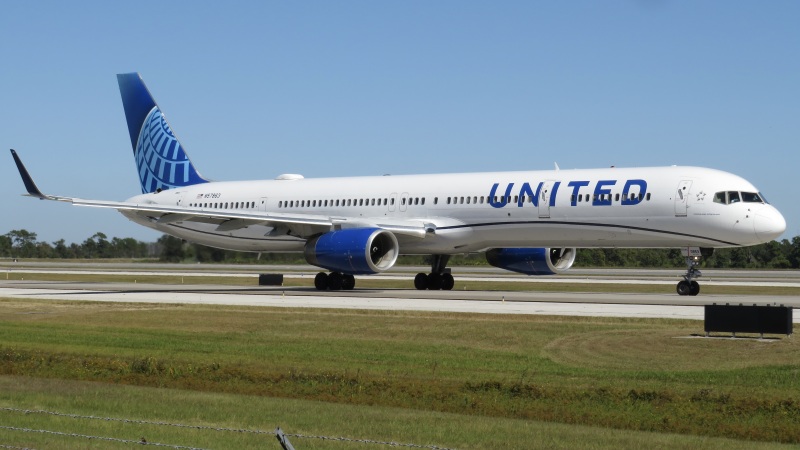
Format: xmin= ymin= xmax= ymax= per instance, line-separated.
xmin=134 ymin=107 xmax=205 ymax=193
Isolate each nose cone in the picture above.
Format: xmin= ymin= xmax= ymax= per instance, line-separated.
xmin=754 ymin=206 xmax=787 ymax=242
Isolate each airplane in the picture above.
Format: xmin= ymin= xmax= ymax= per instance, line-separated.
xmin=11 ymin=73 xmax=787 ymax=295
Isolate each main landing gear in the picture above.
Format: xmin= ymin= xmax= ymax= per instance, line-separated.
xmin=676 ymin=247 xmax=712 ymax=296
xmin=315 ymin=272 xmax=356 ymax=291
xmin=414 ymin=255 xmax=455 ymax=291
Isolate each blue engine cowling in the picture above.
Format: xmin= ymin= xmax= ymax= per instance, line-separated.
xmin=304 ymin=228 xmax=399 ymax=275
xmin=485 ymin=247 xmax=577 ymax=275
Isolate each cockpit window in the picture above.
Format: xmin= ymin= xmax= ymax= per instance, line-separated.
xmin=741 ymin=192 xmax=762 ymax=203
xmin=713 ymin=191 xmax=765 ymax=205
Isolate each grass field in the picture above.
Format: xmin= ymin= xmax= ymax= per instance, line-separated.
xmin=2 ymin=297 xmax=800 ymax=449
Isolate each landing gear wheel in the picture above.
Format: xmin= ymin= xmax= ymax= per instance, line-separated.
xmin=676 ymin=247 xmax=709 ymax=296
xmin=416 ymin=255 xmax=455 ymax=291
xmin=414 ymin=273 xmax=428 ymax=290
xmin=427 ymin=273 xmax=443 ymax=290
xmin=342 ymin=274 xmax=355 ymax=290
xmin=328 ymin=272 xmax=343 ymax=291
xmin=441 ymin=273 xmax=454 ymax=291
xmin=314 ymin=272 xmax=329 ymax=290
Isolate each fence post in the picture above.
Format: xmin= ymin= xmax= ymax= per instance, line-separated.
xmin=275 ymin=427 xmax=296 ymax=450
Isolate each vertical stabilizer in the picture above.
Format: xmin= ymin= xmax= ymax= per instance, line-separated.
xmin=117 ymin=73 xmax=208 ymax=194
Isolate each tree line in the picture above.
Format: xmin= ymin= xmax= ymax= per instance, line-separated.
xmin=2 ymin=229 xmax=800 ymax=269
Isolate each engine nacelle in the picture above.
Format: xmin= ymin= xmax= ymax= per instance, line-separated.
xmin=304 ymin=228 xmax=399 ymax=275
xmin=485 ymin=247 xmax=577 ymax=275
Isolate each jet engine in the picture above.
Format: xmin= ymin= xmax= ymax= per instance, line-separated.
xmin=485 ymin=247 xmax=577 ymax=275
xmin=304 ymin=228 xmax=399 ymax=275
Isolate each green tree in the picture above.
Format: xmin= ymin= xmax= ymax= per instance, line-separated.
xmin=52 ymin=239 xmax=74 ymax=258
xmin=7 ymin=229 xmax=38 ymax=258
xmin=0 ymin=234 xmax=11 ymax=257
xmin=158 ymin=235 xmax=186 ymax=262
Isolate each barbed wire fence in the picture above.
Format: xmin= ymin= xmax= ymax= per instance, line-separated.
xmin=0 ymin=407 xmax=456 ymax=450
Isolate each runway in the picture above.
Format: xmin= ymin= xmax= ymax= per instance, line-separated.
xmin=1 ymin=262 xmax=799 ymax=322
xmin=3 ymin=261 xmax=799 ymax=286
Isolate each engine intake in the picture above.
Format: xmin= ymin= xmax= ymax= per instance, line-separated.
xmin=485 ymin=247 xmax=577 ymax=275
xmin=304 ymin=228 xmax=399 ymax=275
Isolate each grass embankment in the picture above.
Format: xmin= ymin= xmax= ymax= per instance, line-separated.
xmin=2 ymin=299 xmax=800 ymax=449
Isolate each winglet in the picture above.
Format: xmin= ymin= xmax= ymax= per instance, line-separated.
xmin=10 ymin=149 xmax=48 ymax=199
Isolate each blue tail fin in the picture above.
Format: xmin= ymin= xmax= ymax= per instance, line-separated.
xmin=117 ymin=73 xmax=208 ymax=194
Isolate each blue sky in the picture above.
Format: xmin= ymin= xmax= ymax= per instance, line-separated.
xmin=2 ymin=1 xmax=798 ymax=245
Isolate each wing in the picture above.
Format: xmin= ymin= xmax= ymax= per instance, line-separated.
xmin=11 ymin=149 xmax=428 ymax=239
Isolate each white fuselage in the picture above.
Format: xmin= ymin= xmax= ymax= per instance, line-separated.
xmin=121 ymin=165 xmax=786 ymax=254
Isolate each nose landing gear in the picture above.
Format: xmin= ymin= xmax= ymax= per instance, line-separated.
xmin=676 ymin=247 xmax=712 ymax=296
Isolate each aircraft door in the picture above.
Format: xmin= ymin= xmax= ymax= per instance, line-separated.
xmin=675 ymin=181 xmax=692 ymax=217
xmin=399 ymin=193 xmax=409 ymax=212
xmin=260 ymin=197 xmax=268 ymax=212
xmin=538 ymin=180 xmax=556 ymax=218
xmin=388 ymin=193 xmax=397 ymax=212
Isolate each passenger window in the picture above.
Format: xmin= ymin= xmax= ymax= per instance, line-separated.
xmin=422 ymin=198 xmax=426 ymax=205
xmin=646 ymin=193 xmax=651 ymax=201
xmin=434 ymin=197 xmax=438 ymax=205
